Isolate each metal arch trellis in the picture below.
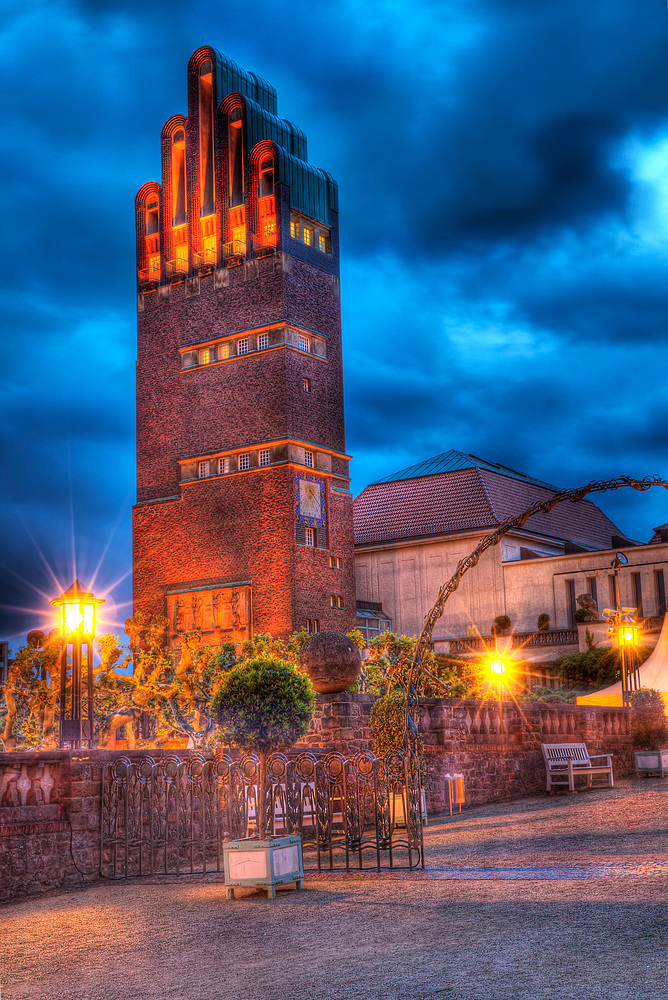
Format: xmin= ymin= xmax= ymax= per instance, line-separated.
xmin=402 ymin=475 xmax=668 ymax=754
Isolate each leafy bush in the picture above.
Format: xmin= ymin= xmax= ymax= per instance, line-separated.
xmin=553 ymin=645 xmax=651 ymax=688
xmin=210 ymin=655 xmax=315 ymax=753
xmin=521 ymin=686 xmax=593 ymax=704
xmin=574 ymin=608 xmax=589 ymax=623
xmin=537 ymin=614 xmax=550 ymax=631
xmin=629 ymin=688 xmax=668 ymax=751
xmin=370 ymin=689 xmax=425 ymax=774
xmin=494 ymin=615 xmax=511 ymax=632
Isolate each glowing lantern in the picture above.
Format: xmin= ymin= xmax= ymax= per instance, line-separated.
xmin=50 ymin=581 xmax=105 ymax=749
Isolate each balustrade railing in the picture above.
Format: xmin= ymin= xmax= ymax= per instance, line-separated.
xmin=449 ymin=629 xmax=578 ymax=653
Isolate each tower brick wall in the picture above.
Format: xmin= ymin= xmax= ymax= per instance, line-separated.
xmin=133 ymin=47 xmax=355 ymax=643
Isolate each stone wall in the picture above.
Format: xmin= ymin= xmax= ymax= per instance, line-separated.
xmin=300 ymin=693 xmax=634 ymax=811
xmin=0 ymin=752 xmax=102 ymax=903
xmin=0 ymin=696 xmax=633 ymax=902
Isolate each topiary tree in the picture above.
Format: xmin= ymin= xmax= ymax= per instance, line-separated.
xmin=209 ymin=655 xmax=315 ymax=840
xmin=537 ymin=614 xmax=550 ymax=632
xmin=493 ymin=615 xmax=511 ymax=634
xmin=629 ymin=688 xmax=668 ymax=751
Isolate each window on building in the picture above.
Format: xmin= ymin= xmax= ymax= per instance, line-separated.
xmin=199 ymin=348 xmax=211 ymax=365
xmin=290 ymin=218 xmax=300 ymax=240
xmin=318 ymin=232 xmax=326 ymax=253
xmin=304 ymin=450 xmax=314 ymax=468
xmin=306 ymin=619 xmax=319 ymax=635
xmin=656 ymin=570 xmax=666 ymax=615
xmin=258 ymin=333 xmax=269 ymax=351
xmin=263 ymin=218 xmax=277 ymax=240
xmin=303 ymin=228 xmax=313 ymax=246
xmin=219 ymin=342 xmax=230 ymax=360
xmin=218 ymin=457 xmax=230 ymax=474
xmin=302 ymin=377 xmax=311 ymax=393
xmin=565 ymin=579 xmax=576 ymax=626
xmin=632 ymin=573 xmax=643 ymax=617
xmin=238 ymin=453 xmax=250 ymax=471
xmin=586 ymin=577 xmax=598 ymax=613
xmin=337 ymin=557 xmax=343 ymax=569
xmin=305 ymin=527 xmax=315 ymax=547
xmin=355 ymin=607 xmax=392 ymax=644
xmin=259 ymin=449 xmax=271 ymax=467
xmin=330 ymin=595 xmax=337 ymax=608
xmin=238 ymin=338 xmax=249 ymax=355
xmin=198 ymin=461 xmax=210 ymax=478
xmin=298 ymin=335 xmax=310 ymax=353
xmin=608 ymin=574 xmax=618 ymax=610
xmin=329 ymin=556 xmax=343 ymax=569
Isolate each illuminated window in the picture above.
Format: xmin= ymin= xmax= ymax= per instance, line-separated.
xmin=304 ymin=450 xmax=314 ymax=468
xmin=302 ymin=377 xmax=311 ymax=393
xmin=298 ymin=335 xmax=310 ymax=353
xmin=259 ymin=158 xmax=274 ymax=198
xmin=218 ymin=457 xmax=230 ymax=474
xmin=198 ymin=461 xmax=211 ymax=478
xmin=259 ymin=449 xmax=271 ymax=467
xmin=258 ymin=333 xmax=269 ymax=351
xmin=219 ymin=343 xmax=230 ymax=360
xmin=305 ymin=527 xmax=315 ymax=547
xmin=238 ymin=338 xmax=249 ymax=355
xmin=318 ymin=232 xmax=326 ymax=253
xmin=228 ymin=110 xmax=244 ymax=208
xmin=290 ymin=218 xmax=300 ymax=240
xmin=172 ymin=129 xmax=187 ymax=227
xmin=303 ymin=228 xmax=313 ymax=246
xmin=263 ymin=219 xmax=277 ymax=240
xmin=238 ymin=453 xmax=250 ymax=471
xmin=199 ymin=348 xmax=210 ymax=365
xmin=199 ymin=62 xmax=215 ymax=217
xmin=146 ymin=199 xmax=160 ymax=236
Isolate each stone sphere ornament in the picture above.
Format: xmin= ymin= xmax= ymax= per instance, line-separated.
xmin=298 ymin=631 xmax=362 ymax=694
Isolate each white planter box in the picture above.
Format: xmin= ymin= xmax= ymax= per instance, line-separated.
xmin=634 ymin=750 xmax=668 ymax=778
xmin=223 ymin=834 xmax=304 ymax=899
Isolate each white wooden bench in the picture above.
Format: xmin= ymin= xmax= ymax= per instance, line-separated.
xmin=541 ymin=743 xmax=614 ymax=792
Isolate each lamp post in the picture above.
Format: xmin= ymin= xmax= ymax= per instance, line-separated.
xmin=50 ymin=580 xmax=105 ymax=748
xmin=604 ymin=551 xmax=641 ymax=707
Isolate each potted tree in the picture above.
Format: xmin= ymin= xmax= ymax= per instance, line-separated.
xmin=210 ymin=654 xmax=315 ymax=898
xmin=630 ymin=688 xmax=668 ymax=777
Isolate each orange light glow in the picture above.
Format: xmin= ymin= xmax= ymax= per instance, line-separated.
xmin=50 ymin=583 xmax=105 ymax=638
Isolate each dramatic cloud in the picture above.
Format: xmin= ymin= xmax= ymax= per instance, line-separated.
xmin=2 ymin=0 xmax=668 ymax=642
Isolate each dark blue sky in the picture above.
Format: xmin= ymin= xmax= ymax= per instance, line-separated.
xmin=2 ymin=0 xmax=668 ymax=644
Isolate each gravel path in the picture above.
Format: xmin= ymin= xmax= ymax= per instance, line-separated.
xmin=2 ymin=778 xmax=668 ymax=1000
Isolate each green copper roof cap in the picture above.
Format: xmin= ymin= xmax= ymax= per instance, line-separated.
xmin=372 ymin=450 xmax=557 ymax=490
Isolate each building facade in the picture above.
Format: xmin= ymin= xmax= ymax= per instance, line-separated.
xmin=354 ymin=451 xmax=668 ymax=662
xmin=133 ymin=48 xmax=356 ymax=645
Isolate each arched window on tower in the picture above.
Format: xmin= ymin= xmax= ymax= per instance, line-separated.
xmin=144 ymin=198 xmax=161 ymax=283
xmin=171 ymin=129 xmax=189 ymax=271
xmin=198 ymin=61 xmax=216 ymax=268
xmin=225 ymin=108 xmax=246 ymax=259
xmin=257 ymin=156 xmax=276 ymax=248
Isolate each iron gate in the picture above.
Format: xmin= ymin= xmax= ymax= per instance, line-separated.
xmin=100 ymin=750 xmax=424 ymax=878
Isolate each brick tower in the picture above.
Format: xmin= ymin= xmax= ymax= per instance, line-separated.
xmin=133 ymin=47 xmax=356 ymax=646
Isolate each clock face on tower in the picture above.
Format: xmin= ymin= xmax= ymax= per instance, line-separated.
xmin=295 ymin=472 xmax=326 ymax=528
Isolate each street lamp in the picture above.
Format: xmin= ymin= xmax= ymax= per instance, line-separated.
xmin=603 ymin=607 xmax=640 ymax=706
xmin=50 ymin=580 xmax=105 ymax=748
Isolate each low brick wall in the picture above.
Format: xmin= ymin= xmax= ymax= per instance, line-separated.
xmin=300 ymin=694 xmax=634 ymax=811
xmin=0 ymin=697 xmax=633 ymax=901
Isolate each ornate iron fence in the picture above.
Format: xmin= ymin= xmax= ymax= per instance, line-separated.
xmin=100 ymin=750 xmax=424 ymax=879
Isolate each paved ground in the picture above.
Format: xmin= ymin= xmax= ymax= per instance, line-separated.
xmin=2 ymin=778 xmax=668 ymax=1000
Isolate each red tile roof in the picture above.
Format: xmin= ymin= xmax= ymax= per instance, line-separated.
xmin=354 ymin=463 xmax=623 ymax=549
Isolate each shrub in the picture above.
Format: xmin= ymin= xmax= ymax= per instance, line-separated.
xmin=494 ymin=615 xmax=511 ymax=633
xmin=537 ymin=614 xmax=550 ymax=631
xmin=210 ymin=655 xmax=315 ymax=840
xmin=554 ymin=645 xmax=652 ymax=689
xmin=629 ymin=688 xmax=668 ymax=751
xmin=574 ymin=608 xmax=589 ymax=623
xmin=370 ymin=689 xmax=425 ymax=774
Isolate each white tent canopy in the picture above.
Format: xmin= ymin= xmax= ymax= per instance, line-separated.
xmin=577 ymin=614 xmax=668 ymax=708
